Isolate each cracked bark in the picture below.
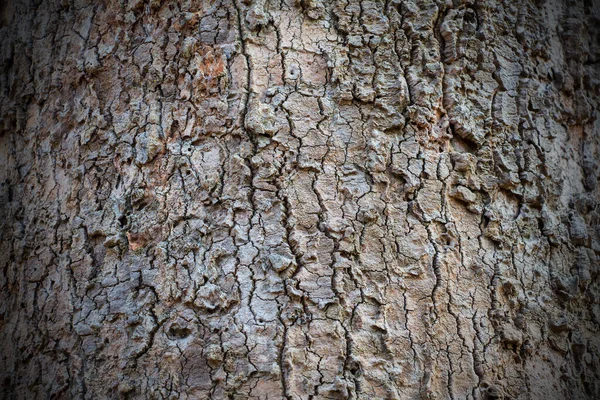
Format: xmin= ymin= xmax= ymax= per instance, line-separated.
xmin=1 ymin=0 xmax=599 ymax=398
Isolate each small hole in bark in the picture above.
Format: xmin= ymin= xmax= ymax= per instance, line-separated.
xmin=168 ymin=325 xmax=192 ymax=339
xmin=135 ymin=200 xmax=148 ymax=211
xmin=118 ymin=215 xmax=128 ymax=228
xmin=206 ymin=306 xmax=220 ymax=315
xmin=348 ymin=359 xmax=361 ymax=375
xmin=463 ymin=9 xmax=476 ymax=24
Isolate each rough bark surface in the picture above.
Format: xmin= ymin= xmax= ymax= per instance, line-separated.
xmin=1 ymin=0 xmax=599 ymax=398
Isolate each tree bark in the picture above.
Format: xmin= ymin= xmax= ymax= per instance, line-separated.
xmin=1 ymin=0 xmax=599 ymax=398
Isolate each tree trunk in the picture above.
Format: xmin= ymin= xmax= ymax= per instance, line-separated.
xmin=1 ymin=0 xmax=599 ymax=398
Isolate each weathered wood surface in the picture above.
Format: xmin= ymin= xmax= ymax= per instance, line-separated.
xmin=0 ymin=0 xmax=599 ymax=398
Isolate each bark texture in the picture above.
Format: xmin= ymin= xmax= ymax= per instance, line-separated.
xmin=1 ymin=0 xmax=599 ymax=398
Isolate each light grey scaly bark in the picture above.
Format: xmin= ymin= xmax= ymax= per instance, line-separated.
xmin=0 ymin=0 xmax=599 ymax=398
